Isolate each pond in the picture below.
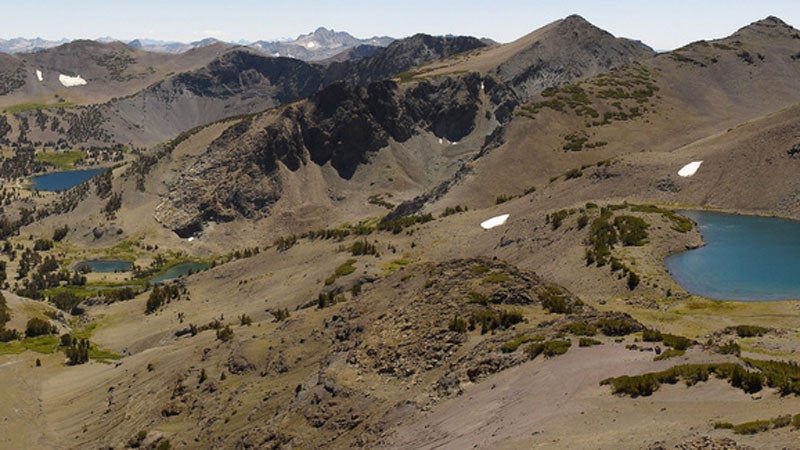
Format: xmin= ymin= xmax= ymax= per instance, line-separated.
xmin=664 ymin=210 xmax=800 ymax=301
xmin=75 ymin=259 xmax=133 ymax=273
xmin=31 ymin=168 xmax=105 ymax=191
xmin=150 ymin=262 xmax=210 ymax=284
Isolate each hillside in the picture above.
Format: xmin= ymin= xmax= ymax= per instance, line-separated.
xmin=404 ymin=16 xmax=800 ymax=217
xmin=0 ymin=41 xmax=232 ymax=107
xmin=3 ymin=15 xmax=800 ymax=450
xmin=139 ymin=17 xmax=654 ymax=240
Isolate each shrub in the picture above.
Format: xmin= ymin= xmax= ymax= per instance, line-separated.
xmin=349 ymin=239 xmax=377 ymax=256
xmin=271 ymin=308 xmax=290 ymax=322
xmin=525 ymin=340 xmax=572 ymax=359
xmin=52 ymin=225 xmax=69 ymax=242
xmin=467 ymin=291 xmax=487 ymax=305
xmin=65 ymin=338 xmax=89 ymax=365
xmin=549 ymin=209 xmax=571 ymax=230
xmin=50 ymin=291 xmax=83 ymax=313
xmin=627 ymin=271 xmax=640 ymax=290
xmin=216 ymin=325 xmax=234 ymax=342
xmin=576 ymin=214 xmax=589 ymax=230
xmin=377 ymin=214 xmax=433 ymax=234
xmin=662 ymin=333 xmax=693 ymax=351
xmin=539 ymin=285 xmax=572 ymax=314
xmin=273 ymin=235 xmax=297 ymax=252
xmin=495 ymin=194 xmax=513 ymax=204
xmin=562 ymin=321 xmax=597 ymax=336
xmin=335 ymin=259 xmax=357 ymax=277
xmin=0 ymin=327 xmax=19 ymax=342
xmin=469 ymin=309 xmax=523 ymax=334
xmin=654 ymin=349 xmax=685 ymax=361
xmin=25 ymin=317 xmax=56 ymax=337
xmin=579 ymin=337 xmax=602 ymax=347
xmin=500 ymin=335 xmax=543 ymax=353
xmin=33 ymin=239 xmax=53 ymax=251
xmin=613 ymin=215 xmax=649 ymax=246
xmin=448 ymin=315 xmax=468 ymax=332
xmin=642 ymin=329 xmax=663 ymax=342
xmin=717 ymin=340 xmax=741 ymax=356
xmin=731 ymin=325 xmax=768 ymax=338
xmin=595 ymin=316 xmax=641 ymax=336
xmin=601 ymin=363 xmax=762 ymax=398
xmin=732 ymin=420 xmax=771 ymax=435
xmin=772 ymin=415 xmax=792 ymax=429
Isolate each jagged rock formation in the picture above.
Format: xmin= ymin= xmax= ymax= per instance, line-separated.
xmin=157 ymin=73 xmax=515 ymax=236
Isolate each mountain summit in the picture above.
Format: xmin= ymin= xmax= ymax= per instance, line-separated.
xmin=250 ymin=27 xmax=394 ymax=60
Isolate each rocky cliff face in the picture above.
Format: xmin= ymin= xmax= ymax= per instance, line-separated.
xmin=158 ymin=73 xmax=513 ymax=237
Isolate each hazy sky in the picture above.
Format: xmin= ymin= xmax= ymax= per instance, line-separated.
xmin=5 ymin=0 xmax=799 ymax=50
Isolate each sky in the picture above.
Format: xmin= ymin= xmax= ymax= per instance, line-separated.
xmin=4 ymin=0 xmax=799 ymax=50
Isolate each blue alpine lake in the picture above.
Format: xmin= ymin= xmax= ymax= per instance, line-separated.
xmin=664 ymin=210 xmax=800 ymax=301
xmin=31 ymin=168 xmax=105 ymax=191
xmin=150 ymin=262 xmax=210 ymax=284
xmin=76 ymin=259 xmax=133 ymax=273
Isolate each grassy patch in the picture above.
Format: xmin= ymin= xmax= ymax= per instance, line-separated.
xmin=37 ymin=150 xmax=86 ymax=170
xmin=500 ymin=335 xmax=544 ymax=353
xmin=654 ymin=349 xmax=685 ymax=361
xmin=383 ymin=259 xmax=409 ymax=275
xmin=579 ymin=337 xmax=602 ymax=347
xmin=4 ymin=101 xmax=75 ymax=114
xmin=335 ymin=259 xmax=357 ymax=277
xmin=0 ymin=335 xmax=60 ymax=355
xmin=482 ymin=273 xmax=510 ymax=284
xmin=89 ymin=346 xmax=123 ymax=361
xmin=525 ymin=340 xmax=572 ymax=358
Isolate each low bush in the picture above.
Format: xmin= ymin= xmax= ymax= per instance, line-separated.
xmin=500 ymin=335 xmax=544 ymax=353
xmin=654 ymin=349 xmax=684 ymax=361
xmin=595 ymin=316 xmax=641 ymax=336
xmin=730 ymin=325 xmax=769 ymax=338
xmin=579 ymin=337 xmax=602 ymax=347
xmin=562 ymin=321 xmax=597 ymax=336
xmin=525 ymin=340 xmax=572 ymax=359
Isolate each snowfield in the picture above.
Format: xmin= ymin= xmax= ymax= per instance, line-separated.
xmin=58 ymin=74 xmax=87 ymax=87
xmin=481 ymin=214 xmax=510 ymax=230
xmin=678 ymin=161 xmax=702 ymax=177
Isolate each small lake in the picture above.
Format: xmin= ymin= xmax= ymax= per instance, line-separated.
xmin=76 ymin=259 xmax=133 ymax=273
xmin=664 ymin=210 xmax=800 ymax=301
xmin=31 ymin=168 xmax=105 ymax=191
xmin=150 ymin=262 xmax=210 ymax=284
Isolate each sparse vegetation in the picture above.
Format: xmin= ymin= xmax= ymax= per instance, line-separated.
xmin=525 ymin=340 xmax=572 ymax=358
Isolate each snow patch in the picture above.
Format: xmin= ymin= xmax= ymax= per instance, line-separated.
xmin=304 ymin=41 xmax=317 ymax=49
xmin=678 ymin=161 xmax=702 ymax=177
xmin=58 ymin=74 xmax=87 ymax=87
xmin=187 ymin=237 xmax=195 ymax=242
xmin=480 ymin=81 xmax=484 ymax=91
xmin=481 ymin=214 xmax=509 ymax=230
xmin=451 ymin=141 xmax=459 ymax=145
xmin=438 ymin=138 xmax=443 ymax=144
xmin=35 ymin=69 xmax=43 ymax=81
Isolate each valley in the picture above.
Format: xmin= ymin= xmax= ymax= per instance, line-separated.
xmin=1 ymin=13 xmax=800 ymax=450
